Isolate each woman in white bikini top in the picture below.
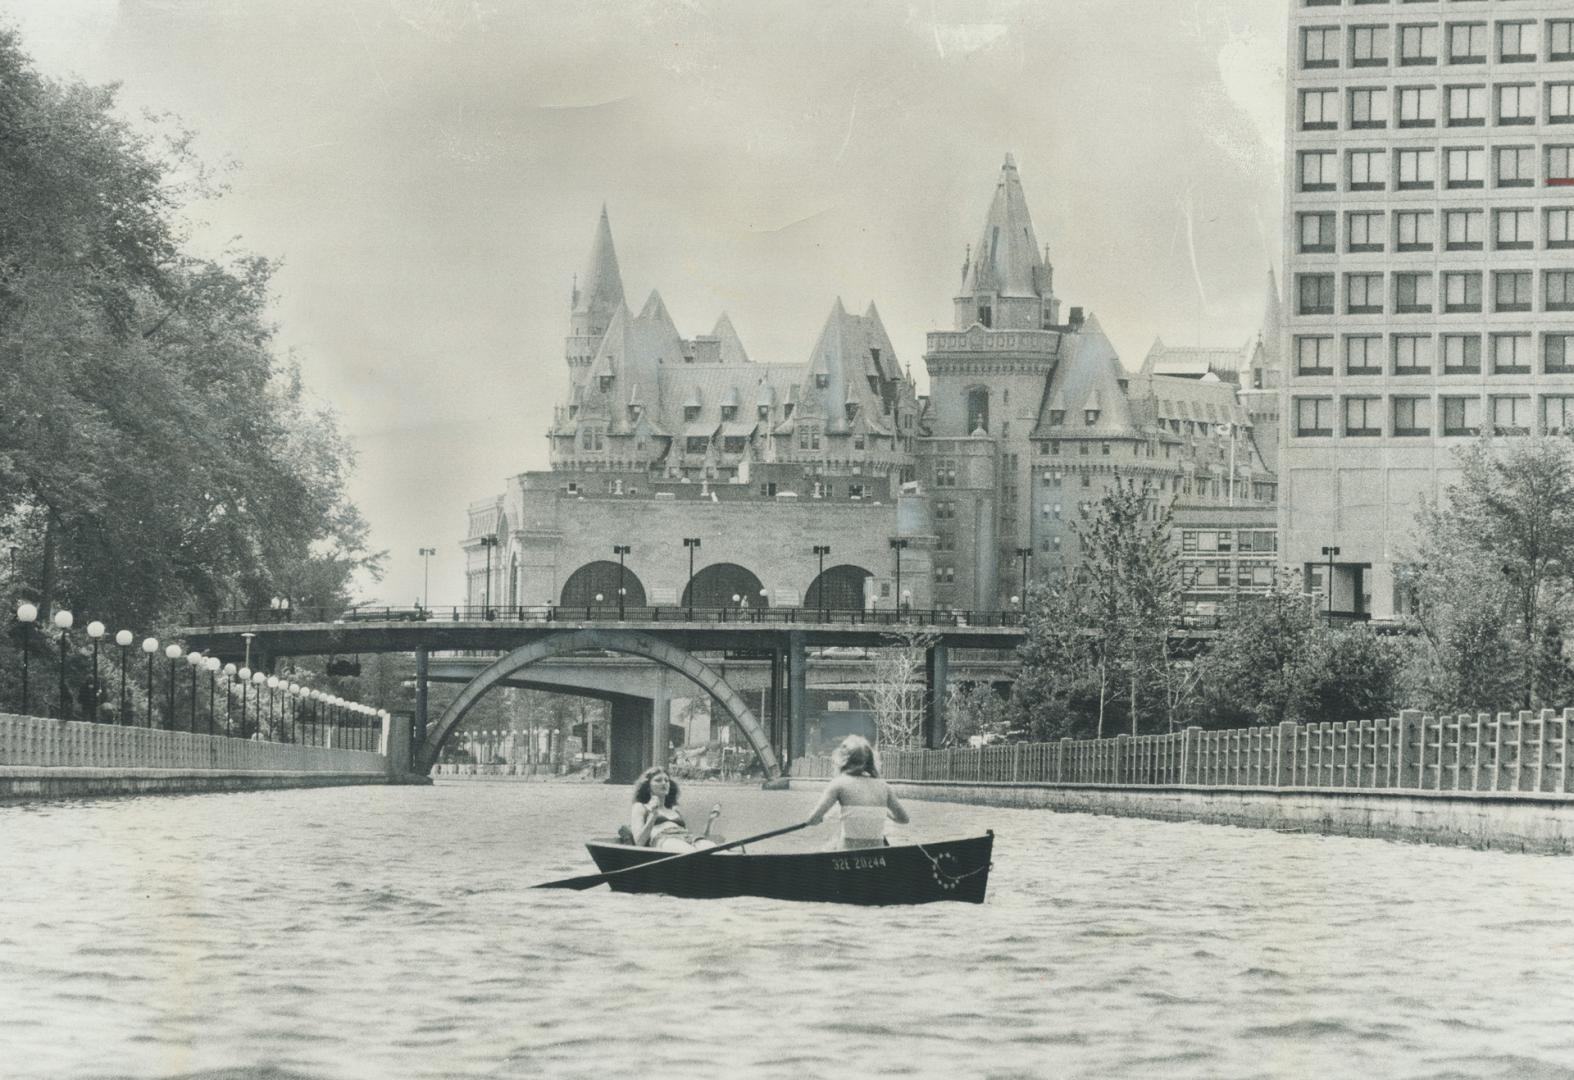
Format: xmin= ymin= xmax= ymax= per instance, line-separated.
xmin=805 ymin=735 xmax=910 ymax=849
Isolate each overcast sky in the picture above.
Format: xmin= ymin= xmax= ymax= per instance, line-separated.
xmin=4 ymin=0 xmax=1287 ymax=608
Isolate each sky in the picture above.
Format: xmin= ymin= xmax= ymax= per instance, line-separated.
xmin=2 ymin=0 xmax=1288 ymax=608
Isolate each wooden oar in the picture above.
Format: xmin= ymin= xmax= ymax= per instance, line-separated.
xmin=531 ymin=820 xmax=812 ymax=891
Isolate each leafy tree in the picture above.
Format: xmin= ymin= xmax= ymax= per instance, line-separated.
xmin=942 ymin=681 xmax=1010 ymax=747
xmin=1290 ymin=623 xmax=1403 ymax=725
xmin=1191 ymin=579 xmax=1322 ymax=728
xmin=1009 ymin=573 xmax=1102 ymax=740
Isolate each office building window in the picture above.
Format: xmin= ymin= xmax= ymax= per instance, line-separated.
xmin=1394 ymin=334 xmax=1434 ymax=374
xmin=1350 ymin=87 xmax=1388 ymax=129
xmin=1551 ymin=84 xmax=1574 ymax=126
xmin=1345 ymin=397 xmax=1382 ymax=437
xmin=1491 ymin=395 xmax=1531 ymax=436
xmin=1494 ymin=271 xmax=1533 ymax=313
xmin=1492 ymin=333 xmax=1532 ymax=374
xmin=1442 ymin=396 xmax=1482 ymax=437
xmin=1394 ymin=272 xmax=1433 ymax=314
xmin=1346 ymin=335 xmax=1383 ymax=375
xmin=1351 ymin=25 xmax=1390 ymax=67
xmin=1395 ymin=209 xmax=1435 ymax=251
xmin=1393 ymin=396 xmax=1431 ymax=437
xmin=1299 ymin=273 xmax=1336 ymax=315
xmin=1543 ymin=396 xmax=1574 ymax=436
xmin=1399 ymin=24 xmax=1439 ymax=66
xmin=1548 ymin=208 xmax=1574 ymax=248
xmin=1300 ymin=212 xmax=1336 ymax=253
xmin=1442 ymin=334 xmax=1482 ymax=374
xmin=1546 ymin=271 xmax=1574 ymax=312
xmin=1498 ymin=21 xmax=1536 ymax=64
xmin=1446 ymin=85 xmax=1486 ymax=127
xmin=1444 ymin=208 xmax=1484 ymax=251
xmin=1347 ymin=273 xmax=1385 ymax=314
xmin=1347 ymin=211 xmax=1384 ymax=252
xmin=1497 ymin=146 xmax=1534 ymax=189
xmin=1546 ymin=333 xmax=1574 ymax=374
xmin=1549 ymin=146 xmax=1574 ymax=187
xmin=1445 ymin=146 xmax=1485 ymax=189
xmin=1301 ymin=89 xmax=1339 ymax=130
xmin=1398 ymin=86 xmax=1438 ymax=127
xmin=1498 ymin=83 xmax=1536 ymax=126
xmin=1553 ymin=20 xmax=1574 ymax=63
xmin=1348 ymin=149 xmax=1386 ymax=191
xmin=1300 ymin=150 xmax=1338 ymax=192
xmin=1449 ymin=23 xmax=1487 ymax=64
xmin=1303 ymin=27 xmax=1340 ymax=68
xmin=1494 ymin=208 xmax=1533 ymax=250
xmin=1297 ymin=335 xmax=1336 ymax=375
xmin=1296 ymin=397 xmax=1333 ymax=437
xmin=1442 ymin=272 xmax=1482 ymax=313
xmin=1397 ymin=148 xmax=1437 ymax=189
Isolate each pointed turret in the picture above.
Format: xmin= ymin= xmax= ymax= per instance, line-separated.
xmin=955 ymin=154 xmax=1059 ymax=331
xmin=571 ymin=205 xmax=626 ymax=339
xmin=712 ymin=314 xmax=750 ymax=364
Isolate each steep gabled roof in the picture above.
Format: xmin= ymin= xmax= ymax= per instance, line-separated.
xmin=801 ymin=299 xmax=899 ymax=435
xmin=967 ymin=153 xmax=1047 ymax=299
xmin=1032 ymin=313 xmax=1135 ymax=436
xmin=712 ymin=313 xmax=751 ymax=364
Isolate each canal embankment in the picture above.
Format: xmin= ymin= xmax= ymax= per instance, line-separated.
xmin=792 ymin=708 xmax=1574 ymax=854
xmin=0 ymin=712 xmax=419 ymax=800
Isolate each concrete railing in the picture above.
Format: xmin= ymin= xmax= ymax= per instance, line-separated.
xmin=793 ymin=708 xmax=1574 ymax=797
xmin=0 ymin=713 xmax=386 ymax=775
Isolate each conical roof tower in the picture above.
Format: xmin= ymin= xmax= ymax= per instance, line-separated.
xmin=955 ymin=154 xmax=1059 ymax=331
xmin=566 ymin=206 xmax=627 ymax=385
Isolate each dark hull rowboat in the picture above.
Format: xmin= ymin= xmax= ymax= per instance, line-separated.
xmin=584 ymin=831 xmax=993 ymax=905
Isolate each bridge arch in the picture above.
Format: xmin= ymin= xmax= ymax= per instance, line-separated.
xmin=804 ymin=564 xmax=872 ymax=612
xmin=682 ymin=562 xmax=766 ymax=609
xmin=562 ymin=560 xmax=647 ymax=609
xmin=417 ymin=629 xmax=780 ymax=778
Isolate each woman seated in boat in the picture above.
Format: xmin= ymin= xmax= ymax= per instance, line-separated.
xmin=630 ymin=766 xmax=721 ymax=853
xmin=805 ymin=735 xmax=910 ymax=849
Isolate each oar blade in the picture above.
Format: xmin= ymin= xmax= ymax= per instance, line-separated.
xmin=528 ymin=819 xmax=811 ymax=892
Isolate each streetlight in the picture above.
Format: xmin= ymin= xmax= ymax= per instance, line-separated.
xmin=251 ymin=672 xmax=266 ymax=738
xmin=418 ymin=547 xmax=437 ymax=609
xmin=15 ymin=603 xmax=37 ymax=714
xmin=241 ymin=632 xmax=255 ymax=671
xmin=267 ymin=676 xmax=280 ymax=739
xmin=86 ymin=621 xmax=105 ymax=720
xmin=1320 ymin=545 xmax=1341 ymax=618
xmin=52 ymin=609 xmax=73 ymax=720
xmin=683 ymin=537 xmax=701 ymax=618
xmin=613 ymin=544 xmax=631 ymax=618
xmin=142 ymin=637 xmax=159 ymax=727
xmin=889 ymin=539 xmax=909 ymax=615
xmin=479 ymin=535 xmax=500 ymax=617
xmin=205 ymin=657 xmax=220 ymax=735
xmin=759 ymin=587 xmax=769 ymax=620
xmin=186 ymin=650 xmax=203 ymax=731
xmin=115 ymin=630 xmax=133 ymax=724
xmin=1015 ymin=547 xmax=1032 ymax=607
xmin=223 ymin=662 xmax=237 ymax=734
xmin=163 ymin=643 xmax=182 ymax=729
xmin=812 ymin=545 xmax=831 ymax=620
xmin=238 ymin=666 xmax=253 ymax=736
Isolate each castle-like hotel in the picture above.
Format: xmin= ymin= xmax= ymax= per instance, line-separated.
xmin=465 ymin=157 xmax=1280 ymax=619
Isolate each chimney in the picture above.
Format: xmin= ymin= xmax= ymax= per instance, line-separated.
xmin=1068 ymin=307 xmax=1084 ymax=329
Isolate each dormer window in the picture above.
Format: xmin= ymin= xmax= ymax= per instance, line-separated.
xmin=977 ymin=304 xmax=992 ymax=328
xmin=1084 ymin=409 xmax=1100 ymax=426
xmin=1049 ymin=409 xmax=1065 ymax=425
xmin=684 ymin=405 xmax=700 ymax=421
xmin=721 ymin=405 xmax=737 ymax=421
xmin=599 ymin=375 xmax=613 ymax=392
xmin=815 ymin=373 xmax=829 ymax=389
xmin=568 ymin=404 xmax=579 ymax=418
xmin=870 ymin=347 xmax=880 ymax=365
xmin=854 ymin=434 xmax=866 ymax=450
xmin=844 ymin=402 xmax=858 ymax=422
xmin=758 ymin=405 xmax=769 ymax=419
xmin=627 ymin=404 xmax=641 ymax=422
xmin=783 ymin=403 xmax=795 ymax=419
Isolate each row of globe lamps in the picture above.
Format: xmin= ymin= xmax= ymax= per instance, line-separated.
xmin=14 ymin=603 xmax=386 ymax=745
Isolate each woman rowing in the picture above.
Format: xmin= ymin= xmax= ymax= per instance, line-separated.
xmin=805 ymin=735 xmax=910 ymax=849
xmin=630 ymin=766 xmax=720 ymax=852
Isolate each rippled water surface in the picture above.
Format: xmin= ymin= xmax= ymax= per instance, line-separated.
xmin=3 ymin=781 xmax=1574 ymax=1079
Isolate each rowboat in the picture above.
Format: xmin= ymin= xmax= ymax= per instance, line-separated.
xmin=582 ymin=831 xmax=993 ymax=905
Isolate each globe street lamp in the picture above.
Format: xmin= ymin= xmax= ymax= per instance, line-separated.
xmin=15 ymin=603 xmax=37 ymax=714
xmin=205 ymin=657 xmax=220 ymax=735
xmin=240 ymin=631 xmax=255 ymax=671
xmin=612 ymin=544 xmax=631 ymax=619
xmin=142 ymin=637 xmax=159 ymax=727
xmin=53 ymin=609 xmax=73 ymax=720
xmin=251 ymin=672 xmax=266 ymax=737
xmin=223 ymin=662 xmax=237 ymax=734
xmin=683 ymin=537 xmax=701 ymax=619
xmin=86 ymin=621 xmax=105 ymax=720
xmin=115 ymin=630 xmax=133 ymax=725
xmin=238 ymin=666 xmax=253 ymax=736
xmin=267 ymin=676 xmax=280 ymax=739
xmin=812 ymin=545 xmax=831 ymax=620
xmin=186 ymin=650 xmax=203 ymax=731
xmin=163 ymin=643 xmax=182 ymax=730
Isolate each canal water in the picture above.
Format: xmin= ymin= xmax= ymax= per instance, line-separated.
xmin=3 ymin=782 xmax=1573 ymax=1079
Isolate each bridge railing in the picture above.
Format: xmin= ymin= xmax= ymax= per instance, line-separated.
xmin=792 ymin=708 xmax=1574 ymax=797
xmin=183 ymin=604 xmax=1030 ymax=630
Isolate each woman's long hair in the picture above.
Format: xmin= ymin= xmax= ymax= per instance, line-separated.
xmin=632 ymin=766 xmax=680 ymax=807
xmin=832 ymin=735 xmax=879 ymax=778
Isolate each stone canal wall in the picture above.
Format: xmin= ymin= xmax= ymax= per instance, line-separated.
xmin=792 ymin=708 xmax=1574 ymax=853
xmin=0 ymin=713 xmax=408 ymax=801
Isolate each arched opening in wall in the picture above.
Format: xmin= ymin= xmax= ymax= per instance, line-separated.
xmin=966 ymin=386 xmax=990 ymax=434
xmin=804 ymin=564 xmax=873 ymax=612
xmin=681 ymin=563 xmax=766 ymax=610
xmin=561 ymin=561 xmax=648 ymax=609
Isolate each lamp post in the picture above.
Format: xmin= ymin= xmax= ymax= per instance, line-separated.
xmin=759 ymin=587 xmax=769 ymax=621
xmin=15 ymin=603 xmax=37 ymax=715
xmin=267 ymin=676 xmax=280 ymax=740
xmin=419 ymin=547 xmax=437 ymax=609
xmin=889 ymin=538 xmax=909 ymax=615
xmin=613 ymin=544 xmax=631 ymax=618
xmin=238 ymin=666 xmax=253 ymax=736
xmin=241 ymin=632 xmax=255 ymax=671
xmin=205 ymin=657 xmax=219 ymax=735
xmin=142 ymin=637 xmax=159 ymax=727
xmin=479 ymin=535 xmax=499 ymax=617
xmin=115 ymin=630 xmax=133 ymax=724
xmin=812 ymin=545 xmax=831 ymax=620
xmin=163 ymin=644 xmax=182 ymax=729
xmin=53 ymin=609 xmax=73 ymax=720
xmin=186 ymin=650 xmax=202 ymax=731
xmin=1015 ymin=547 xmax=1032 ymax=607
xmin=251 ymin=672 xmax=266 ymax=737
xmin=86 ymin=621 xmax=105 ymax=719
xmin=223 ymin=663 xmax=236 ymax=734
xmin=683 ymin=537 xmax=701 ymax=618
xmin=1320 ymin=545 xmax=1341 ymax=618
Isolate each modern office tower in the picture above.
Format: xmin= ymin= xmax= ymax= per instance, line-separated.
xmin=1282 ymin=0 xmax=1574 ymax=619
